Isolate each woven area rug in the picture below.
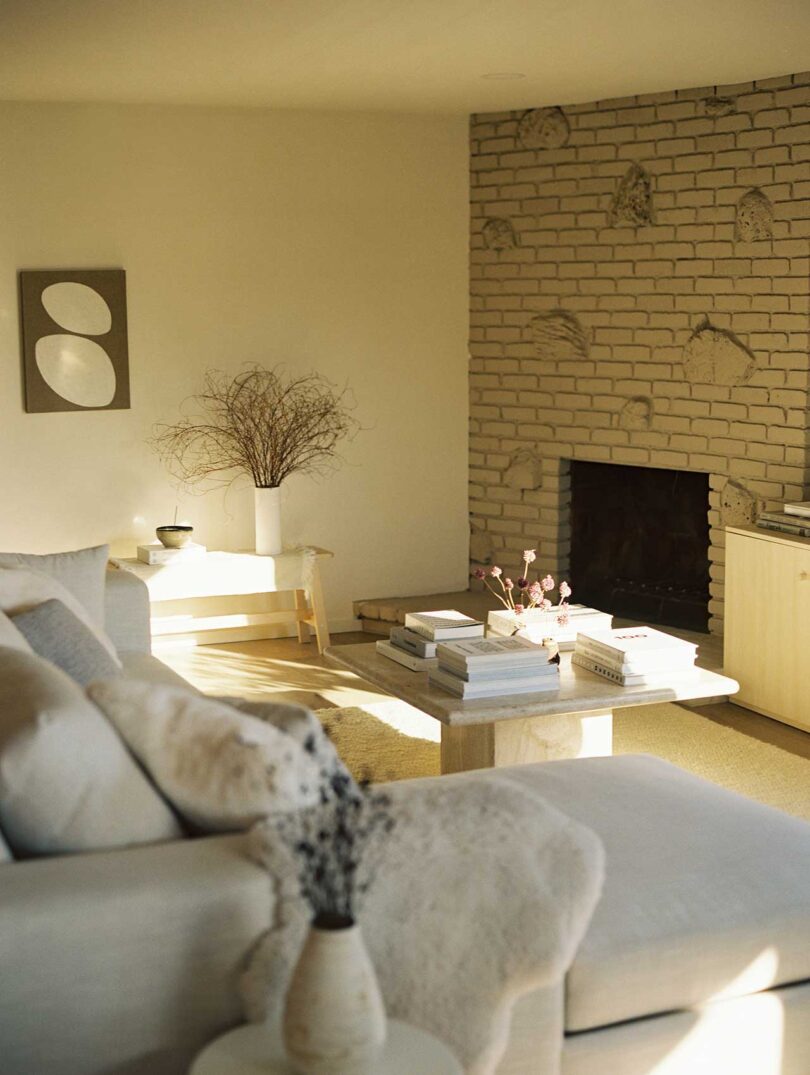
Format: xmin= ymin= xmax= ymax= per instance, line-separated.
xmin=317 ymin=701 xmax=810 ymax=821
xmin=317 ymin=702 xmax=441 ymax=784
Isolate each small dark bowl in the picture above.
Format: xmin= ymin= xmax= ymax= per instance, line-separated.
xmin=156 ymin=525 xmax=194 ymax=549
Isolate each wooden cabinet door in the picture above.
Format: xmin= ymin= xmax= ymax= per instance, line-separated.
xmin=725 ymin=529 xmax=810 ymax=730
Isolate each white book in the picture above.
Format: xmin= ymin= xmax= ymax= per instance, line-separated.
xmin=784 ymin=502 xmax=810 ymax=519
xmin=137 ymin=542 xmax=207 ymax=565
xmin=575 ymin=626 xmax=697 ymax=664
xmin=389 ymin=626 xmax=437 ymax=658
xmin=572 ymin=652 xmax=695 ymax=687
xmin=445 ymin=662 xmax=559 ymax=683
xmin=574 ymin=638 xmax=696 ymax=676
xmin=757 ymin=519 xmax=810 ymax=537
xmin=437 ymin=636 xmax=551 ymax=669
xmin=376 ymin=640 xmax=438 ymax=672
xmin=404 ymin=610 xmax=485 ymax=641
xmin=429 ymin=665 xmax=560 ymax=699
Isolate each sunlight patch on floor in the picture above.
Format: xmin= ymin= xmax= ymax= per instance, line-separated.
xmin=350 ymin=699 xmax=441 ymax=743
xmin=158 ymin=643 xmax=390 ymax=704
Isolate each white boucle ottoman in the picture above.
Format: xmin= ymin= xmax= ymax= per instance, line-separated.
xmin=500 ymin=754 xmax=810 ymax=1075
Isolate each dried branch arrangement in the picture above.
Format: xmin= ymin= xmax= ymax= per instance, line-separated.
xmin=275 ymin=766 xmax=396 ymax=928
xmin=151 ymin=365 xmax=358 ymax=489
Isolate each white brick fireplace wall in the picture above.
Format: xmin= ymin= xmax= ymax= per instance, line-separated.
xmin=469 ymin=73 xmax=810 ymax=632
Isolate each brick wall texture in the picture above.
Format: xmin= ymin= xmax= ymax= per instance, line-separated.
xmin=469 ymin=72 xmax=810 ymax=633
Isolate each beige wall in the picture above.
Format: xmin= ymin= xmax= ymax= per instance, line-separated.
xmin=0 ymin=102 xmax=469 ymax=629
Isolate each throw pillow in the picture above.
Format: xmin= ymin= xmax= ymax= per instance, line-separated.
xmin=0 ymin=611 xmax=32 ymax=654
xmin=88 ymin=680 xmax=323 ymax=832
xmin=0 ymin=647 xmax=182 ymax=855
xmin=0 ymin=567 xmax=120 ymax=662
xmin=10 ymin=599 xmax=122 ymax=688
xmin=0 ymin=544 xmax=109 ymax=629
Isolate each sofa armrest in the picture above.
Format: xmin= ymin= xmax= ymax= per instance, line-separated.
xmin=0 ymin=834 xmax=272 ymax=1075
xmin=105 ymin=566 xmax=152 ymax=655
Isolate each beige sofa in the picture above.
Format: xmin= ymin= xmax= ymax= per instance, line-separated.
xmin=1 ymin=570 xmax=810 ymax=1075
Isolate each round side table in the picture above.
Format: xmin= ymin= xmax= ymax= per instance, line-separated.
xmin=189 ymin=1019 xmax=462 ymax=1075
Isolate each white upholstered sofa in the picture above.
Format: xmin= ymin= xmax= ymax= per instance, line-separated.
xmin=1 ymin=569 xmax=810 ymax=1074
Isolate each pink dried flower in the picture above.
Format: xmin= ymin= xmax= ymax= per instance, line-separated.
xmin=557 ymin=612 xmax=570 ymax=627
xmin=514 ymin=603 xmax=524 ymax=614
xmin=490 ymin=566 xmax=502 ymax=578
xmin=541 ymin=574 xmax=555 ymax=592
xmin=527 ymin=581 xmax=542 ymax=599
xmin=504 ymin=578 xmax=514 ymax=590
xmin=540 ymin=598 xmax=552 ymax=612
xmin=473 ymin=568 xmax=486 ymax=580
xmin=523 ymin=549 xmax=537 ymax=564
xmin=517 ymin=577 xmax=528 ymax=589
xmin=559 ymin=581 xmax=571 ymax=600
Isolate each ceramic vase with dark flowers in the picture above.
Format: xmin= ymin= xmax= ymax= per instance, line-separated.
xmin=283 ymin=912 xmax=386 ymax=1075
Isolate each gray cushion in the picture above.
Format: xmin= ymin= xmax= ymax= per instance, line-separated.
xmin=0 ymin=566 xmax=119 ymax=661
xmin=0 ymin=545 xmax=109 ymax=629
xmin=501 ymin=755 xmax=810 ymax=1031
xmin=0 ymin=646 xmax=183 ymax=855
xmin=0 ymin=611 xmax=31 ymax=654
xmin=10 ymin=599 xmax=122 ymax=688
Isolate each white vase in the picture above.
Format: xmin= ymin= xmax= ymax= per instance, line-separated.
xmin=282 ymin=920 xmax=387 ymax=1075
xmin=254 ymin=486 xmax=282 ymax=555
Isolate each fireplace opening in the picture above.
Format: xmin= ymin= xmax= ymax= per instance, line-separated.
xmin=569 ymin=460 xmax=710 ymax=632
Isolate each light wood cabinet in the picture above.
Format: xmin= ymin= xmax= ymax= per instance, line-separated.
xmin=724 ymin=525 xmax=810 ymax=731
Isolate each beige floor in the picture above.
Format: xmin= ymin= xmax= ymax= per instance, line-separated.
xmin=159 ymin=631 xmax=810 ymax=820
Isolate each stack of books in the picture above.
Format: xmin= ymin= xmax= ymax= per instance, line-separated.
xmin=375 ymin=609 xmax=484 ymax=672
xmin=136 ymin=542 xmax=207 ymax=565
xmin=428 ymin=636 xmax=559 ymax=699
xmin=488 ymin=603 xmax=612 ymax=649
xmin=573 ymin=626 xmax=697 ymax=686
xmin=757 ymin=502 xmax=810 ymax=538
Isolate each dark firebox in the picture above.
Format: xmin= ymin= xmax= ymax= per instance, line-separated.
xmin=569 ymin=460 xmax=710 ymax=632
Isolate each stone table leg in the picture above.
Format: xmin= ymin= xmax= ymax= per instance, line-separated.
xmin=440 ymin=708 xmax=613 ymax=774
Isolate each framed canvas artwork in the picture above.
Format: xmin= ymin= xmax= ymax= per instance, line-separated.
xmin=19 ymin=268 xmax=130 ymax=412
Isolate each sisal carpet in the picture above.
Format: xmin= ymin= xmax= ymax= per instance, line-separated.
xmin=317 ymin=703 xmax=441 ymax=784
xmin=317 ymin=702 xmax=810 ymax=822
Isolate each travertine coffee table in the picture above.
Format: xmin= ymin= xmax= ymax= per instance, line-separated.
xmin=325 ymin=644 xmax=739 ymax=773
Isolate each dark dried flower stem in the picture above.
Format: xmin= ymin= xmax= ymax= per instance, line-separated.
xmin=151 ymin=364 xmax=359 ymax=490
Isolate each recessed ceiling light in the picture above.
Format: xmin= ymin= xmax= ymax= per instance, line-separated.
xmin=480 ymin=72 xmax=526 ymax=80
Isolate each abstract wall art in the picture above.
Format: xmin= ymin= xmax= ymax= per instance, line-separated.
xmin=19 ymin=268 xmax=130 ymax=412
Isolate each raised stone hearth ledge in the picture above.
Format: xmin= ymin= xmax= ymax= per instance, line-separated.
xmin=470 ymin=72 xmax=810 ymax=633
xmin=353 ymin=590 xmax=492 ymax=635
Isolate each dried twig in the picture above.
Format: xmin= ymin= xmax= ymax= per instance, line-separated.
xmin=275 ymin=761 xmax=396 ymax=927
xmin=151 ymin=365 xmax=359 ymax=489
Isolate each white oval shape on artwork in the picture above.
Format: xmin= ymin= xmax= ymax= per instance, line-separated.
xmin=35 ymin=334 xmax=117 ymax=407
xmin=41 ymin=282 xmax=112 ymax=335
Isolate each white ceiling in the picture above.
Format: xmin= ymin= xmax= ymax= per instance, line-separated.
xmin=1 ymin=0 xmax=808 ymax=114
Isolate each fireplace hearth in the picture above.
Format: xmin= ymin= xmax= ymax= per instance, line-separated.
xmin=569 ymin=460 xmax=710 ymax=632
